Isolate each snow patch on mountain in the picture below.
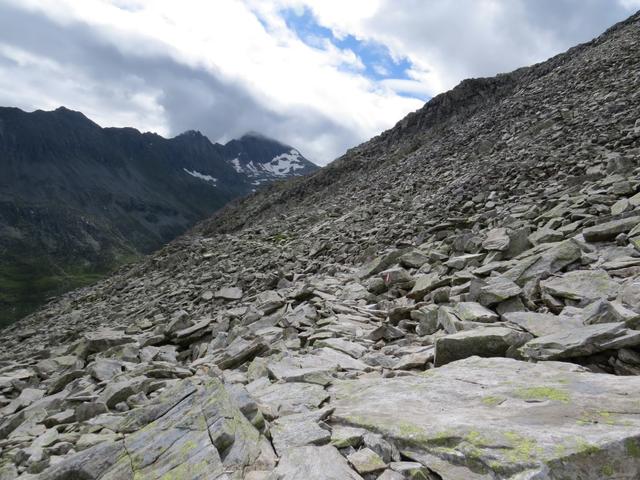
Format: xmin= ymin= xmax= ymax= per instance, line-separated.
xmin=228 ymin=149 xmax=308 ymax=184
xmin=263 ymin=149 xmax=306 ymax=175
xmin=183 ymin=168 xmax=218 ymax=186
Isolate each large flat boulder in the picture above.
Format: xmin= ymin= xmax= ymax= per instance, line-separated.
xmin=540 ymin=270 xmax=620 ymax=304
xmin=331 ymin=357 xmax=640 ymax=479
xmin=267 ymin=445 xmax=363 ymax=480
xmin=519 ymin=322 xmax=640 ymax=360
xmin=502 ymin=311 xmax=582 ymax=337
xmin=35 ymin=378 xmax=261 ymax=480
xmin=583 ymin=216 xmax=640 ymax=242
xmin=503 ymin=239 xmax=582 ymax=285
xmin=434 ymin=327 xmax=532 ymax=366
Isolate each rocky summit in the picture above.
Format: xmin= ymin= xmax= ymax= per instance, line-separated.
xmin=1 ymin=10 xmax=640 ymax=480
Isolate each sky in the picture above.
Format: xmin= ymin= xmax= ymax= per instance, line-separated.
xmin=0 ymin=1 xmax=639 ymax=164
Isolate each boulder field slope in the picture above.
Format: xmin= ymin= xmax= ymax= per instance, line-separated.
xmin=3 ymin=10 xmax=640 ymax=480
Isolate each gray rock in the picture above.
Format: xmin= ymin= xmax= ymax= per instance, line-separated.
xmin=411 ymin=305 xmax=440 ymax=335
xmin=582 ymin=299 xmax=640 ymax=327
xmin=528 ymin=228 xmax=563 ymax=246
xmin=380 ymin=267 xmax=414 ymax=287
xmin=250 ymin=381 xmax=329 ymax=418
xmin=268 ymin=445 xmax=363 ymax=480
xmin=393 ymin=346 xmax=434 ymax=370
xmin=399 ymin=250 xmax=430 ymax=269
xmin=482 ymin=228 xmax=510 ymax=251
xmin=266 ymin=355 xmax=335 ymax=385
xmin=520 ymin=322 xmax=640 ymax=360
xmin=332 ymin=357 xmax=640 ymax=479
xmin=271 ymin=414 xmax=331 ymax=455
xmin=540 ymin=269 xmax=620 ymax=304
xmin=389 ymin=461 xmax=437 ymax=479
xmin=0 ymin=463 xmax=18 ymax=480
xmin=362 ymin=432 xmax=400 ymax=463
xmin=471 ymin=275 xmax=522 ymax=306
xmin=31 ymin=440 xmax=130 ymax=480
xmin=315 ymin=338 xmax=368 ymax=359
xmin=583 ymin=216 xmax=640 ymax=242
xmin=358 ymin=250 xmax=406 ymax=279
xmin=0 ymin=388 xmax=44 ymax=415
xmin=41 ymin=378 xmax=260 ymax=479
xmin=453 ymin=302 xmax=500 ymax=323
xmin=43 ymin=409 xmax=75 ymax=427
xmin=214 ymin=286 xmax=244 ymax=300
xmin=331 ymin=425 xmax=367 ymax=448
xmin=347 ymin=447 xmax=386 ymax=475
xmin=434 ymin=327 xmax=532 ymax=366
xmin=620 ymin=279 xmax=640 ymax=309
xmin=98 ymin=376 xmax=159 ymax=408
xmin=256 ymin=290 xmax=285 ymax=314
xmin=445 ymin=254 xmax=484 ymax=270
xmin=82 ymin=329 xmax=135 ymax=354
xmin=408 ymin=273 xmax=449 ymax=300
xmin=504 ymin=239 xmax=582 ymax=285
xmin=502 ymin=311 xmax=582 ymax=337
xmin=76 ymin=432 xmax=121 ymax=451
xmin=87 ymin=358 xmax=124 ymax=382
xmin=215 ymin=337 xmax=268 ymax=370
xmin=75 ymin=402 xmax=108 ymax=422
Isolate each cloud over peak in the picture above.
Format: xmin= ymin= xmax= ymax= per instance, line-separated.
xmin=0 ymin=0 xmax=637 ymax=164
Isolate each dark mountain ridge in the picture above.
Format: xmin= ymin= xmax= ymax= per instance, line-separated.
xmin=0 ymin=106 xmax=317 ymax=325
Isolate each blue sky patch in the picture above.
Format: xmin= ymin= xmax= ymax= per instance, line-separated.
xmin=281 ymin=7 xmax=415 ymax=84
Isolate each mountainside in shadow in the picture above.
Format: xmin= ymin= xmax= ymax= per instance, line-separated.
xmin=0 ymin=107 xmax=317 ymax=325
xmin=1 ymin=10 xmax=640 ymax=480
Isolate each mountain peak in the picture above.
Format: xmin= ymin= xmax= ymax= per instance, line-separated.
xmin=178 ymin=129 xmax=206 ymax=138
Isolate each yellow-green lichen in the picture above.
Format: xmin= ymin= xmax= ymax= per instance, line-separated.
xmin=577 ymin=410 xmax=625 ymax=427
xmin=466 ymin=430 xmax=490 ymax=446
xmin=601 ymin=463 xmax=615 ymax=476
xmin=503 ymin=432 xmax=542 ymax=462
xmin=575 ymin=440 xmax=599 ymax=455
xmin=514 ymin=386 xmax=570 ymax=403
xmin=481 ymin=395 xmax=505 ymax=407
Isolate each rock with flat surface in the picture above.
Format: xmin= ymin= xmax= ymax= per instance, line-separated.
xmin=250 ymin=381 xmax=329 ymax=418
xmin=270 ymin=411 xmax=331 ymax=455
xmin=502 ymin=311 xmax=582 ymax=337
xmin=347 ymin=447 xmax=387 ymax=475
xmin=583 ymin=216 xmax=640 ymax=242
xmin=540 ymin=269 xmax=620 ymax=304
xmin=214 ymin=286 xmax=244 ymax=300
xmin=267 ymin=445 xmax=363 ymax=480
xmin=408 ymin=273 xmax=449 ymax=300
xmin=582 ymin=299 xmax=640 ymax=326
xmin=82 ymin=329 xmax=135 ymax=354
xmin=471 ymin=276 xmax=522 ymax=306
xmin=331 ymin=357 xmax=640 ymax=480
xmin=38 ymin=378 xmax=260 ymax=479
xmin=504 ymin=239 xmax=582 ymax=285
xmin=520 ymin=322 xmax=640 ymax=360
xmin=315 ymin=338 xmax=368 ymax=359
xmin=453 ymin=302 xmax=500 ymax=323
xmin=434 ymin=327 xmax=531 ymax=366
xmin=482 ymin=228 xmax=510 ymax=251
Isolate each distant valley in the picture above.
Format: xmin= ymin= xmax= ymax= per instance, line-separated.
xmin=0 ymin=106 xmax=318 ymax=325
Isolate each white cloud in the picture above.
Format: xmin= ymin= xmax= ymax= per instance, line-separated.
xmin=283 ymin=0 xmax=640 ymax=95
xmin=0 ymin=0 xmax=637 ymax=164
